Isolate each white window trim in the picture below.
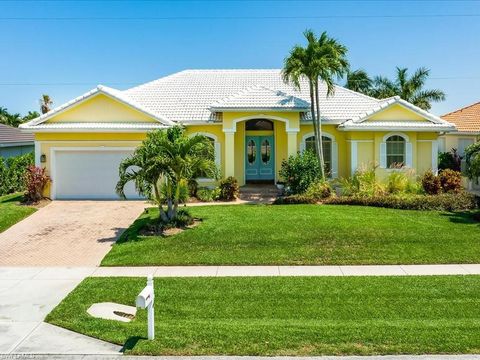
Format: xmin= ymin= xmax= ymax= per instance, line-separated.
xmin=189 ymin=132 xmax=221 ymax=182
xmin=300 ymin=132 xmax=338 ymax=178
xmin=380 ymin=132 xmax=412 ymax=169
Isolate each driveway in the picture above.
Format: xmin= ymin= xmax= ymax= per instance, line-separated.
xmin=0 ymin=201 xmax=146 ymax=266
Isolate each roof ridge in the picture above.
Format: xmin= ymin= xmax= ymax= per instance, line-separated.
xmin=442 ymin=101 xmax=480 ymax=117
xmin=332 ymin=83 xmax=384 ymax=103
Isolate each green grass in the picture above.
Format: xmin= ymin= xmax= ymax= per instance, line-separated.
xmin=46 ymin=276 xmax=480 ymax=356
xmin=102 ymin=204 xmax=480 ymax=266
xmin=0 ymin=193 xmax=36 ymax=233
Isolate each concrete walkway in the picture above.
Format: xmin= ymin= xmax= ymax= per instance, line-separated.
xmin=0 ymin=267 xmax=121 ymax=355
xmin=91 ymin=264 xmax=480 ymax=277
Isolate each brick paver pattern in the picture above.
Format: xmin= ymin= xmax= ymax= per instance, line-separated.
xmin=0 ymin=201 xmax=146 ymax=266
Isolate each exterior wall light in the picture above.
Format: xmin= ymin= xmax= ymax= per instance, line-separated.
xmin=40 ymin=154 xmax=47 ymax=163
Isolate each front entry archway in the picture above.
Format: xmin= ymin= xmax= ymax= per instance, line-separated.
xmin=244 ymin=119 xmax=275 ymax=182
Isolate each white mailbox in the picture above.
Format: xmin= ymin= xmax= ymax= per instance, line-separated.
xmin=136 ymin=275 xmax=155 ymax=340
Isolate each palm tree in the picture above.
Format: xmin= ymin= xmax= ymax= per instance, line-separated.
xmin=39 ymin=94 xmax=53 ymax=114
xmin=116 ymin=126 xmax=218 ymax=223
xmin=283 ymin=29 xmax=349 ymax=180
xmin=23 ymin=111 xmax=40 ymax=121
xmin=371 ymin=67 xmax=445 ymax=110
xmin=345 ymin=69 xmax=373 ymax=95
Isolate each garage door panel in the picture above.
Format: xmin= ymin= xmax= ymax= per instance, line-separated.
xmin=54 ymin=150 xmax=140 ymax=200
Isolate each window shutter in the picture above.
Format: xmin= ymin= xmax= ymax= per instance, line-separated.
xmin=300 ymin=141 xmax=305 ymax=153
xmin=406 ymin=142 xmax=413 ymax=168
xmin=214 ymin=142 xmax=221 ymax=167
xmin=331 ymin=141 xmax=338 ymax=178
xmin=380 ymin=142 xmax=387 ymax=168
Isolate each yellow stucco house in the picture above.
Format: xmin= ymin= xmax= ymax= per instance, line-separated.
xmin=20 ymin=69 xmax=456 ymax=199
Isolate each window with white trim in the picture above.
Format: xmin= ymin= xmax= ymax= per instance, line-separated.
xmin=191 ymin=133 xmax=221 ymax=179
xmin=305 ymin=135 xmax=333 ymax=175
xmin=386 ymin=135 xmax=406 ymax=168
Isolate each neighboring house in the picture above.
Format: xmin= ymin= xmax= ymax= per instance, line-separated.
xmin=20 ymin=69 xmax=455 ymax=200
xmin=0 ymin=123 xmax=34 ymax=158
xmin=440 ymin=102 xmax=480 ymax=157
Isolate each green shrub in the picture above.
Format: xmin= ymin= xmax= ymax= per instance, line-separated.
xmin=273 ymin=194 xmax=318 ymax=205
xmin=438 ymin=149 xmax=462 ymax=172
xmin=0 ymin=152 xmax=34 ymax=195
xmin=196 ymin=188 xmax=220 ymax=202
xmin=305 ymin=180 xmax=332 ymax=200
xmin=386 ymin=171 xmax=409 ymax=194
xmin=324 ymin=192 xmax=478 ymax=211
xmin=160 ymin=179 xmax=189 ymax=204
xmin=465 ymin=142 xmax=480 ymax=181
xmin=438 ymin=169 xmax=463 ymax=193
xmin=218 ymin=176 xmax=239 ymax=201
xmin=187 ymin=178 xmax=199 ymax=197
xmin=421 ymin=170 xmax=442 ymax=195
xmin=279 ymin=151 xmax=321 ymax=195
xmin=339 ymin=166 xmax=386 ymax=197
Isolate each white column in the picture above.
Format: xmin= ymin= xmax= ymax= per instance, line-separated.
xmin=224 ymin=130 xmax=235 ymax=177
xmin=34 ymin=141 xmax=41 ymax=167
xmin=431 ymin=140 xmax=439 ymax=174
xmin=350 ymin=140 xmax=358 ymax=175
xmin=287 ymin=130 xmax=298 ymax=157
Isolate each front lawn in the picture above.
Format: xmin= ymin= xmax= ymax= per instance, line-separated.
xmin=0 ymin=193 xmax=36 ymax=233
xmin=46 ymin=276 xmax=480 ymax=356
xmin=102 ymin=204 xmax=480 ymax=266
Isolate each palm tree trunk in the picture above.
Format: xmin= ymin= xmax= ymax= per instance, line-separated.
xmin=308 ymin=79 xmax=321 ymax=160
xmin=314 ymin=81 xmax=326 ymax=181
xmin=154 ymin=184 xmax=168 ymax=223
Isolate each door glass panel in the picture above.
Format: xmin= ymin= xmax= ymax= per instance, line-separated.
xmin=261 ymin=139 xmax=271 ymax=164
xmin=247 ymin=139 xmax=256 ymax=164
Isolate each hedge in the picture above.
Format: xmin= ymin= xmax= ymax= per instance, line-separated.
xmin=0 ymin=152 xmax=34 ymax=196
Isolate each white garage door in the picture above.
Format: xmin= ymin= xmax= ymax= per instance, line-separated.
xmin=53 ymin=149 xmax=141 ymax=200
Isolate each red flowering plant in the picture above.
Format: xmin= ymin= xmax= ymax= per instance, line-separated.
xmin=24 ymin=166 xmax=51 ymax=203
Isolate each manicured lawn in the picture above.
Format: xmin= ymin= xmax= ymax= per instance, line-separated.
xmin=0 ymin=193 xmax=36 ymax=233
xmin=102 ymin=204 xmax=480 ymax=266
xmin=46 ymin=276 xmax=480 ymax=355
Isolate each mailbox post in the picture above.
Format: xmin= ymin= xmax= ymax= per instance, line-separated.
xmin=136 ymin=274 xmax=155 ymax=340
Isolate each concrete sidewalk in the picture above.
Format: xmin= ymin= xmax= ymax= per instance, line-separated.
xmin=91 ymin=264 xmax=480 ymax=277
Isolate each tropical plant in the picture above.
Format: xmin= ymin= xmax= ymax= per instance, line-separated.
xmin=196 ymin=188 xmax=220 ymax=202
xmin=438 ymin=169 xmax=463 ymax=193
xmin=283 ymin=29 xmax=349 ymax=180
xmin=339 ymin=165 xmax=386 ymax=197
xmin=0 ymin=107 xmax=40 ymax=127
xmin=0 ymin=153 xmax=34 ymax=195
xmin=218 ymin=176 xmax=239 ymax=201
xmin=279 ymin=150 xmax=321 ymax=195
xmin=438 ymin=149 xmax=462 ymax=172
xmin=464 ymin=142 xmax=480 ymax=182
xmin=23 ymin=111 xmax=40 ymax=121
xmin=24 ymin=166 xmax=51 ymax=203
xmin=421 ymin=170 xmax=442 ymax=195
xmin=116 ymin=126 xmax=218 ymax=224
xmin=345 ymin=67 xmax=445 ymax=110
xmin=344 ymin=69 xmax=373 ymax=95
xmin=39 ymin=94 xmax=53 ymax=114
xmin=305 ymin=180 xmax=332 ymax=200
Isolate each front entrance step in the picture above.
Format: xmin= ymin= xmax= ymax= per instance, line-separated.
xmin=239 ymin=185 xmax=279 ymax=203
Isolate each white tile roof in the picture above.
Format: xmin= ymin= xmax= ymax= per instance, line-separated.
xmin=339 ymin=120 xmax=455 ymax=132
xmin=124 ymin=69 xmax=383 ymax=123
xmin=210 ymin=85 xmax=310 ymax=111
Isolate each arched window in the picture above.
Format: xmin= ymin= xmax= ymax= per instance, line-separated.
xmin=385 ymin=135 xmax=406 ymax=168
xmin=245 ymin=119 xmax=274 ymax=131
xmin=304 ymin=135 xmax=333 ymax=175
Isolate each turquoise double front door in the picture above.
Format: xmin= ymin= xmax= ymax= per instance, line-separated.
xmin=245 ymin=135 xmax=275 ymax=181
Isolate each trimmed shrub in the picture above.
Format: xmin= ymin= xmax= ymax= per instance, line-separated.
xmin=305 ymin=180 xmax=332 ymax=200
xmin=279 ymin=151 xmax=321 ymax=195
xmin=23 ymin=166 xmax=50 ymax=203
xmin=438 ymin=169 xmax=463 ymax=193
xmin=0 ymin=152 xmax=34 ymax=195
xmin=324 ymin=192 xmax=478 ymax=211
xmin=196 ymin=188 xmax=220 ymax=202
xmin=273 ymin=194 xmax=318 ymax=205
xmin=218 ymin=176 xmax=239 ymax=201
xmin=421 ymin=170 xmax=442 ymax=195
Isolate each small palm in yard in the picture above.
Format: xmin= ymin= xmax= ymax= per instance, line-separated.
xmin=116 ymin=126 xmax=218 ymax=226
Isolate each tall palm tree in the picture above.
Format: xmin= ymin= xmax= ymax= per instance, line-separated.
xmin=39 ymin=94 xmax=53 ymax=114
xmin=371 ymin=67 xmax=445 ymax=110
xmin=116 ymin=126 xmax=218 ymax=223
xmin=283 ymin=29 xmax=349 ymax=180
xmin=345 ymin=69 xmax=373 ymax=95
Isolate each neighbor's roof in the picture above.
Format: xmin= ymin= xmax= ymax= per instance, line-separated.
xmin=0 ymin=123 xmax=34 ymax=145
xmin=338 ymin=120 xmax=455 ymax=132
xmin=442 ymin=101 xmax=480 ymax=134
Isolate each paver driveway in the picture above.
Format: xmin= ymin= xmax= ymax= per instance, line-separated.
xmin=0 ymin=201 xmax=146 ymax=266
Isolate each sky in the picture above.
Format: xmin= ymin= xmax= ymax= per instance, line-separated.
xmin=1 ymin=0 xmax=479 ymax=117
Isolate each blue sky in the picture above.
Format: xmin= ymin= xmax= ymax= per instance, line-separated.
xmin=1 ymin=0 xmax=479 ymax=116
